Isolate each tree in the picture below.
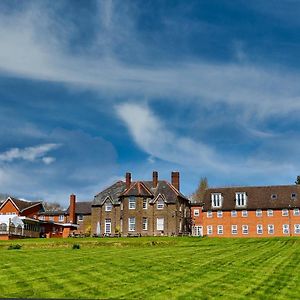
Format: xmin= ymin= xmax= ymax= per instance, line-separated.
xmin=191 ymin=177 xmax=208 ymax=203
xmin=43 ymin=201 xmax=64 ymax=211
xmin=295 ymin=176 xmax=300 ymax=185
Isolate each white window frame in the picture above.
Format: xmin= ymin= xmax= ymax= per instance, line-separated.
xmin=235 ymin=192 xmax=247 ymax=207
xmin=217 ymin=225 xmax=223 ymax=235
xmin=105 ymin=219 xmax=111 ymax=234
xmin=129 ymin=197 xmax=136 ymax=210
xmin=143 ymin=198 xmax=148 ymax=210
xmin=49 ymin=216 xmax=54 ymax=221
xmin=59 ymin=215 xmax=64 ymax=222
xmin=267 ymin=209 xmax=273 ymax=217
xmin=207 ymin=225 xmax=213 ymax=235
xmin=78 ymin=214 xmax=83 ymax=221
xmin=242 ymin=210 xmax=248 ymax=217
xmin=194 ymin=209 xmax=200 ymax=217
xmin=217 ymin=210 xmax=223 ymax=218
xmin=256 ymin=209 xmax=262 ymax=217
xmin=282 ymin=209 xmax=289 ymax=217
xmin=268 ymin=224 xmax=274 ymax=235
xmin=120 ymin=202 xmax=123 ymax=211
xmin=293 ymin=208 xmax=300 ymax=216
xmin=283 ymin=224 xmax=289 ymax=235
xmin=142 ymin=217 xmax=148 ymax=230
xmin=105 ymin=202 xmax=112 ymax=212
xmin=294 ymin=224 xmax=300 ymax=234
xmin=242 ymin=225 xmax=248 ymax=235
xmin=231 ymin=210 xmax=237 ymax=217
xmin=211 ymin=193 xmax=222 ymax=208
xmin=207 ymin=210 xmax=212 ymax=218
xmin=157 ymin=199 xmax=164 ymax=210
xmin=156 ymin=217 xmax=164 ymax=231
xmin=231 ymin=225 xmax=237 ymax=235
xmin=128 ymin=217 xmax=136 ymax=231
xmin=257 ymin=224 xmax=263 ymax=235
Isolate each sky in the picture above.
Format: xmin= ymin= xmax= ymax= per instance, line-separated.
xmin=1 ymin=0 xmax=300 ymax=206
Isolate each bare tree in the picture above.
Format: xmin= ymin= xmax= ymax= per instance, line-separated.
xmin=191 ymin=177 xmax=208 ymax=203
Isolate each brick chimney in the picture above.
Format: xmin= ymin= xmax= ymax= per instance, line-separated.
xmin=69 ymin=194 xmax=76 ymax=224
xmin=171 ymin=171 xmax=180 ymax=191
xmin=153 ymin=171 xmax=158 ymax=188
xmin=126 ymin=172 xmax=131 ymax=189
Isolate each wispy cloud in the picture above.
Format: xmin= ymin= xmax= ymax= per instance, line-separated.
xmin=0 ymin=143 xmax=60 ymax=164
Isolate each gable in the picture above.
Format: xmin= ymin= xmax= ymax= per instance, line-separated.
xmin=0 ymin=198 xmax=19 ymax=214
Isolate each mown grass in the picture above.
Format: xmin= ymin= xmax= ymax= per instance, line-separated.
xmin=0 ymin=237 xmax=300 ymax=299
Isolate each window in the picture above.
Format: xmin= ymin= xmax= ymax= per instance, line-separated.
xmin=242 ymin=225 xmax=248 ymax=235
xmin=143 ymin=198 xmax=148 ymax=209
xmin=78 ymin=214 xmax=83 ymax=221
xmin=235 ymin=192 xmax=247 ymax=207
xmin=129 ymin=197 xmax=136 ymax=210
xmin=294 ymin=224 xmax=300 ymax=234
xmin=59 ymin=215 xmax=64 ymax=222
xmin=267 ymin=209 xmax=273 ymax=217
xmin=231 ymin=225 xmax=237 ymax=235
xmin=105 ymin=219 xmax=111 ymax=234
xmin=207 ymin=225 xmax=213 ymax=235
xmin=128 ymin=217 xmax=136 ymax=231
xmin=49 ymin=216 xmax=54 ymax=221
xmin=211 ymin=193 xmax=222 ymax=208
xmin=217 ymin=210 xmax=223 ymax=218
xmin=291 ymin=193 xmax=297 ymax=200
xmin=217 ymin=225 xmax=223 ymax=235
xmin=268 ymin=224 xmax=274 ymax=234
xmin=156 ymin=218 xmax=164 ymax=231
xmin=207 ymin=211 xmax=212 ymax=218
xmin=294 ymin=208 xmax=300 ymax=216
xmin=271 ymin=194 xmax=277 ymax=200
xmin=105 ymin=202 xmax=112 ymax=212
xmin=157 ymin=199 xmax=164 ymax=209
xmin=283 ymin=224 xmax=289 ymax=235
xmin=39 ymin=215 xmax=45 ymax=221
xmin=231 ymin=210 xmax=237 ymax=217
xmin=282 ymin=209 xmax=289 ymax=216
xmin=142 ymin=217 xmax=148 ymax=230
xmin=194 ymin=209 xmax=200 ymax=217
xmin=0 ymin=223 xmax=7 ymax=231
xmin=242 ymin=210 xmax=248 ymax=217
xmin=120 ymin=202 xmax=123 ymax=211
xmin=256 ymin=209 xmax=262 ymax=217
xmin=257 ymin=224 xmax=263 ymax=235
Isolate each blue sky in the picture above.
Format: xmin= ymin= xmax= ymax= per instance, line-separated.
xmin=1 ymin=0 xmax=300 ymax=205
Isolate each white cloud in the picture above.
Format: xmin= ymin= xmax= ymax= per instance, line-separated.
xmin=0 ymin=143 xmax=60 ymax=163
xmin=42 ymin=156 xmax=56 ymax=165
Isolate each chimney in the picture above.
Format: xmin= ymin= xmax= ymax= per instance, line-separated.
xmin=126 ymin=172 xmax=131 ymax=189
xmin=69 ymin=194 xmax=76 ymax=224
xmin=171 ymin=171 xmax=180 ymax=191
xmin=153 ymin=171 xmax=158 ymax=188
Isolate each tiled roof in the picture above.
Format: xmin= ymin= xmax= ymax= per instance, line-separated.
xmin=66 ymin=201 xmax=92 ymax=215
xmin=202 ymin=185 xmax=300 ymax=211
xmin=38 ymin=210 xmax=67 ymax=216
xmin=93 ymin=179 xmax=189 ymax=206
xmin=2 ymin=197 xmax=43 ymax=212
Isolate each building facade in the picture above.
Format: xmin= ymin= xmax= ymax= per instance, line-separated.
xmin=192 ymin=185 xmax=300 ymax=237
xmin=91 ymin=171 xmax=191 ymax=236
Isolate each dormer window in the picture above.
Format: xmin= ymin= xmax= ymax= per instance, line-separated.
xmin=291 ymin=193 xmax=297 ymax=200
xmin=235 ymin=192 xmax=247 ymax=207
xmin=157 ymin=199 xmax=164 ymax=209
xmin=105 ymin=202 xmax=112 ymax=212
xmin=211 ymin=193 xmax=222 ymax=208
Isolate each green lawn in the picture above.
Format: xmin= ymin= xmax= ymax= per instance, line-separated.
xmin=0 ymin=237 xmax=299 ymax=299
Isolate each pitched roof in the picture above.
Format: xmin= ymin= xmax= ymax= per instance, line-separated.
xmin=93 ymin=181 xmax=127 ymax=206
xmin=202 ymin=185 xmax=300 ymax=211
xmin=38 ymin=210 xmax=67 ymax=216
xmin=66 ymin=201 xmax=92 ymax=215
xmin=93 ymin=179 xmax=189 ymax=206
xmin=0 ymin=197 xmax=43 ymax=212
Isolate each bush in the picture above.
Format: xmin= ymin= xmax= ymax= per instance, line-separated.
xmin=8 ymin=244 xmax=22 ymax=250
xmin=72 ymin=244 xmax=80 ymax=249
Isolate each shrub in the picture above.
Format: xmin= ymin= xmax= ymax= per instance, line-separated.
xmin=72 ymin=244 xmax=80 ymax=249
xmin=8 ymin=244 xmax=22 ymax=250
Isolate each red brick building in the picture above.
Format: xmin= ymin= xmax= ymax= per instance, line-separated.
xmin=192 ymin=185 xmax=300 ymax=237
xmin=91 ymin=171 xmax=190 ymax=237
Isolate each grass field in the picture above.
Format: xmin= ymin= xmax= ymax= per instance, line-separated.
xmin=0 ymin=237 xmax=300 ymax=299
